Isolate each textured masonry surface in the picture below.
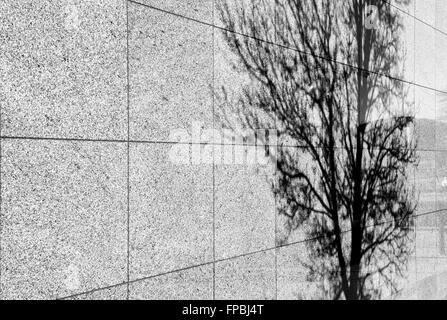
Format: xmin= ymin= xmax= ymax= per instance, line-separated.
xmin=1 ymin=0 xmax=447 ymax=300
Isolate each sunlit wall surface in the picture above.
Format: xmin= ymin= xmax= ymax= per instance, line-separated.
xmin=0 ymin=0 xmax=446 ymax=300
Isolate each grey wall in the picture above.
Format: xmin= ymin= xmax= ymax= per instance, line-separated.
xmin=0 ymin=0 xmax=446 ymax=300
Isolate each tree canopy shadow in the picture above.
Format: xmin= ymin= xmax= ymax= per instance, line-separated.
xmin=215 ymin=0 xmax=417 ymax=300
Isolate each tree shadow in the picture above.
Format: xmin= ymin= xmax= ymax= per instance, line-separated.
xmin=215 ymin=0 xmax=417 ymax=299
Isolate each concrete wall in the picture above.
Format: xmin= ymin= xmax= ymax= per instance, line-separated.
xmin=0 ymin=0 xmax=446 ymax=300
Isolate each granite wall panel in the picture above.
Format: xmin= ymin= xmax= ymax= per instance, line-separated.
xmin=1 ymin=0 xmax=446 ymax=300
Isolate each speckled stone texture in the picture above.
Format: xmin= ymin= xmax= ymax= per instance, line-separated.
xmin=215 ymin=164 xmax=275 ymax=259
xmin=66 ymin=285 xmax=128 ymax=300
xmin=129 ymin=3 xmax=213 ymax=143
xmin=1 ymin=0 xmax=447 ymax=301
xmin=215 ymin=251 xmax=276 ymax=300
xmin=0 ymin=139 xmax=127 ymax=299
xmin=214 ymin=28 xmax=277 ymax=144
xmin=129 ymin=143 xmax=213 ymax=280
xmin=129 ymin=265 xmax=214 ymax=300
xmin=0 ymin=0 xmax=127 ymax=140
xmin=135 ymin=0 xmax=214 ymax=23
xmin=277 ymin=242 xmax=319 ymax=300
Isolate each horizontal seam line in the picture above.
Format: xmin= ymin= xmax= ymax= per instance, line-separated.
xmin=58 ymin=206 xmax=446 ymax=300
xmin=128 ymin=0 xmax=447 ymax=95
xmin=384 ymin=0 xmax=447 ymax=38
xmin=2 ymin=135 xmax=447 ymax=153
